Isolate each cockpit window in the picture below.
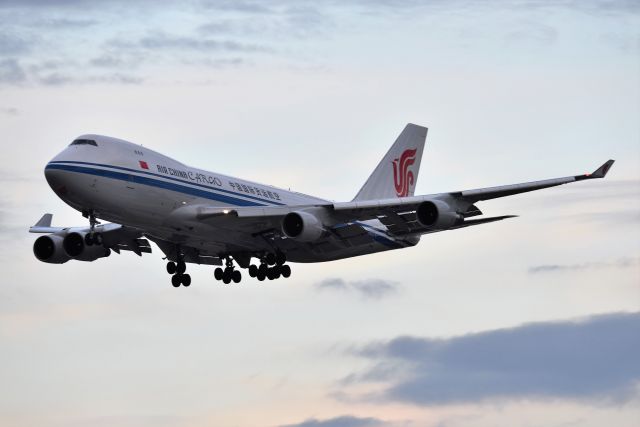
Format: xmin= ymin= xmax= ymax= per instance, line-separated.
xmin=70 ymin=139 xmax=98 ymax=147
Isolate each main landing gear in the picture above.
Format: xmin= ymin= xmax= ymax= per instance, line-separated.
xmin=248 ymin=252 xmax=291 ymax=282
xmin=166 ymin=252 xmax=292 ymax=287
xmin=166 ymin=259 xmax=191 ymax=287
xmin=214 ymin=257 xmax=242 ymax=284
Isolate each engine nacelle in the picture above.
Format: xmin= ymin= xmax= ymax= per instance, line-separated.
xmin=281 ymin=211 xmax=324 ymax=242
xmin=63 ymin=232 xmax=111 ymax=262
xmin=33 ymin=234 xmax=71 ymax=264
xmin=416 ymin=200 xmax=462 ymax=229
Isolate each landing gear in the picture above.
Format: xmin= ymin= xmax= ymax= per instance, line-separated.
xmin=82 ymin=210 xmax=103 ymax=246
xmin=249 ymin=252 xmax=291 ymax=282
xmin=167 ymin=258 xmax=190 ymax=288
xmin=214 ymin=257 xmax=242 ymax=284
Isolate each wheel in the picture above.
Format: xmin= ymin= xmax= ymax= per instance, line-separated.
xmin=273 ymin=269 xmax=281 ymax=279
xmin=84 ymin=233 xmax=94 ymax=246
xmin=171 ymin=274 xmax=181 ymax=287
xmin=257 ymin=271 xmax=266 ymax=281
xmin=275 ymin=252 xmax=286 ymax=265
xmin=181 ymin=274 xmax=191 ymax=287
xmin=281 ymin=265 xmax=291 ymax=278
xmin=266 ymin=253 xmax=276 ymax=265
xmin=176 ymin=261 xmax=186 ymax=274
xmin=214 ymin=267 xmax=223 ymax=280
xmin=248 ymin=265 xmax=258 ymax=277
xmin=258 ymin=264 xmax=268 ymax=276
xmin=267 ymin=268 xmax=275 ymax=280
xmin=166 ymin=262 xmax=177 ymax=275
xmin=232 ymin=270 xmax=241 ymax=283
xmin=223 ymin=268 xmax=232 ymax=283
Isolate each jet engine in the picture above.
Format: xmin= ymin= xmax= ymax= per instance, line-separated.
xmin=281 ymin=211 xmax=324 ymax=242
xmin=62 ymin=232 xmax=111 ymax=261
xmin=416 ymin=200 xmax=463 ymax=229
xmin=33 ymin=234 xmax=71 ymax=264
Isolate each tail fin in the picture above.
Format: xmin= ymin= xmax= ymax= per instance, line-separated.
xmin=353 ymin=123 xmax=427 ymax=201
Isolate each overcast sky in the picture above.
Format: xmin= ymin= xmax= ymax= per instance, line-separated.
xmin=1 ymin=1 xmax=639 ymax=427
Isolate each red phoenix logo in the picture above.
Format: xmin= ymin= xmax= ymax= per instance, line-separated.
xmin=392 ymin=148 xmax=417 ymax=197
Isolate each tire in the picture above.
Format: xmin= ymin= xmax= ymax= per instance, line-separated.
xmin=171 ymin=275 xmax=181 ymax=287
xmin=232 ymin=270 xmax=241 ymax=283
xmin=166 ymin=262 xmax=177 ymax=275
xmin=257 ymin=272 xmax=265 ymax=281
xmin=266 ymin=253 xmax=276 ymax=265
xmin=267 ymin=269 xmax=275 ymax=280
xmin=176 ymin=261 xmax=186 ymax=274
xmin=258 ymin=264 xmax=268 ymax=276
xmin=248 ymin=265 xmax=258 ymax=277
xmin=275 ymin=252 xmax=286 ymax=265
xmin=281 ymin=265 xmax=291 ymax=278
xmin=181 ymin=274 xmax=191 ymax=287
xmin=214 ymin=267 xmax=223 ymax=280
xmin=223 ymin=269 xmax=231 ymax=284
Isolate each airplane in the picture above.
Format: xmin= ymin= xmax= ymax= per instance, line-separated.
xmin=30 ymin=124 xmax=615 ymax=287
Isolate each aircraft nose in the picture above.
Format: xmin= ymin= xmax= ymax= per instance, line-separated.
xmin=44 ymin=162 xmax=68 ymax=196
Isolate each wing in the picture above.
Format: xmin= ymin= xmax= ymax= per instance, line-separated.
xmin=147 ymin=159 xmax=615 ymax=257
xmin=29 ymin=214 xmax=152 ymax=256
xmin=331 ymin=159 xmax=615 ymax=235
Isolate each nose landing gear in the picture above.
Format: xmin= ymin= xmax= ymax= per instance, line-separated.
xmin=82 ymin=210 xmax=103 ymax=246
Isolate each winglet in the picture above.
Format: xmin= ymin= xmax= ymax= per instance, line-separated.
xmin=590 ymin=159 xmax=615 ymax=178
xmin=34 ymin=213 xmax=53 ymax=228
xmin=575 ymin=160 xmax=615 ymax=181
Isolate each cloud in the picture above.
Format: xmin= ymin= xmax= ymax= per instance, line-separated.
xmin=343 ymin=312 xmax=640 ymax=406
xmin=36 ymin=18 xmax=98 ymax=28
xmin=201 ymin=0 xmax=274 ymax=14
xmin=132 ymin=32 xmax=270 ymax=53
xmin=0 ymin=58 xmax=26 ymax=83
xmin=0 ymin=32 xmax=30 ymax=55
xmin=0 ymin=107 xmax=18 ymax=115
xmin=279 ymin=415 xmax=387 ymax=427
xmin=529 ymin=257 xmax=640 ymax=274
xmin=315 ymin=278 xmax=399 ymax=300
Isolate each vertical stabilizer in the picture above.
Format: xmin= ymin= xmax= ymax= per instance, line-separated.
xmin=353 ymin=123 xmax=427 ymax=201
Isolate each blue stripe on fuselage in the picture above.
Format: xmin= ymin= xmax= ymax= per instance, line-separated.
xmin=45 ymin=163 xmax=268 ymax=207
xmin=48 ymin=160 xmax=285 ymax=206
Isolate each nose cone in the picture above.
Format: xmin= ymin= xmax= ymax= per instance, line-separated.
xmin=45 ymin=149 xmax=71 ymax=196
xmin=45 ymin=164 xmax=68 ymax=196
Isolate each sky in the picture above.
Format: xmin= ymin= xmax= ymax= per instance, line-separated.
xmin=1 ymin=1 xmax=639 ymax=426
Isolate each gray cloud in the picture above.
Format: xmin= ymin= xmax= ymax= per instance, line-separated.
xmin=0 ymin=32 xmax=30 ymax=55
xmin=0 ymin=107 xmax=18 ymax=115
xmin=279 ymin=416 xmax=387 ymax=427
xmin=343 ymin=312 xmax=640 ymax=406
xmin=529 ymin=257 xmax=640 ymax=274
xmin=316 ymin=278 xmax=399 ymax=300
xmin=0 ymin=58 xmax=26 ymax=83
xmin=201 ymin=0 xmax=274 ymax=14
xmin=135 ymin=32 xmax=270 ymax=53
xmin=36 ymin=17 xmax=98 ymax=28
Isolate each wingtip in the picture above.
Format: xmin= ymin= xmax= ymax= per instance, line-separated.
xmin=591 ymin=159 xmax=615 ymax=178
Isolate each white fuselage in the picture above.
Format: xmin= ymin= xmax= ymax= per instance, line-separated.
xmin=44 ymin=135 xmax=411 ymax=262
